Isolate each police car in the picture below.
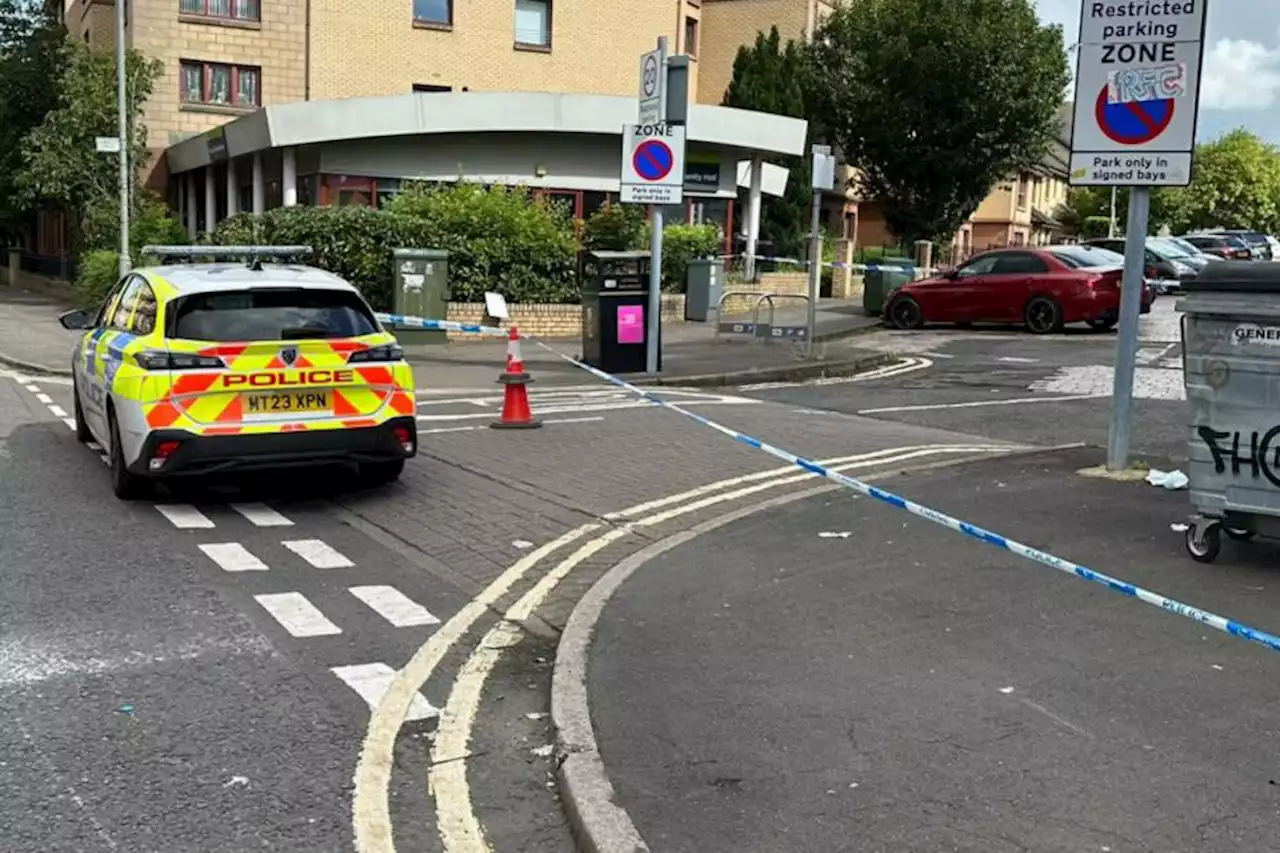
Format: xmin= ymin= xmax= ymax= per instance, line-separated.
xmin=58 ymin=246 xmax=417 ymax=499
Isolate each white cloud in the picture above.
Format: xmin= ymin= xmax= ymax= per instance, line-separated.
xmin=1200 ymin=38 xmax=1280 ymax=110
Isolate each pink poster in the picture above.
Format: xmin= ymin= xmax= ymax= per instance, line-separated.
xmin=617 ymin=305 xmax=644 ymax=344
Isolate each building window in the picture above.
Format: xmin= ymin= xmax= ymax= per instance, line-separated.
xmin=414 ymin=0 xmax=451 ymax=26
xmin=514 ymin=0 xmax=550 ymax=49
xmin=413 ymin=83 xmax=451 ymax=92
xmin=1015 ymin=175 xmax=1028 ymax=209
xmin=179 ymin=0 xmax=260 ymax=21
xmin=181 ymin=60 xmax=260 ymax=108
xmin=684 ymin=16 xmax=698 ymax=57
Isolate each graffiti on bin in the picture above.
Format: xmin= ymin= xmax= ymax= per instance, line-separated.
xmin=1197 ymin=425 xmax=1280 ymax=488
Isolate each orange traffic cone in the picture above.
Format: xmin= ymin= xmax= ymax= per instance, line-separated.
xmin=491 ymin=326 xmax=542 ymax=430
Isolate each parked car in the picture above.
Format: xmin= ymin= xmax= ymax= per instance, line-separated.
xmin=1267 ymin=235 xmax=1280 ymax=260
xmin=1165 ymin=236 xmax=1222 ymax=262
xmin=1085 ymin=236 xmax=1199 ymax=291
xmin=1211 ymin=229 xmax=1273 ymax=260
xmin=1180 ymin=233 xmax=1254 ymax=260
xmin=883 ymin=245 xmax=1152 ymax=335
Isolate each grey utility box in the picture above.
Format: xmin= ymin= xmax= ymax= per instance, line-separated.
xmin=391 ymin=248 xmax=449 ymax=346
xmin=684 ymin=257 xmax=724 ymax=322
xmin=1178 ymin=262 xmax=1280 ymax=562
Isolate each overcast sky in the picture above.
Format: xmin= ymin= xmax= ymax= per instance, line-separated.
xmin=1035 ymin=0 xmax=1280 ymax=143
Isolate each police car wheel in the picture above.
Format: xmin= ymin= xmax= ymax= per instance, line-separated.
xmin=359 ymin=459 xmax=404 ymax=487
xmin=72 ymin=378 xmax=92 ymax=443
xmin=108 ymin=409 xmax=150 ymax=501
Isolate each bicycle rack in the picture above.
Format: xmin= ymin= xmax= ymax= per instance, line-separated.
xmin=752 ymin=293 xmax=811 ymax=344
xmin=715 ymin=291 xmax=767 ymax=340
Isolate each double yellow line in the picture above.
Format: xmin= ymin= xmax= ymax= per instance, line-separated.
xmin=353 ymin=443 xmax=1014 ymax=853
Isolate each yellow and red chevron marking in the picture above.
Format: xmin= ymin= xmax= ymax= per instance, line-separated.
xmin=140 ymin=334 xmax=413 ymax=437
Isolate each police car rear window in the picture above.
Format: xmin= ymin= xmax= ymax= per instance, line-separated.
xmin=169 ymin=288 xmax=378 ymax=342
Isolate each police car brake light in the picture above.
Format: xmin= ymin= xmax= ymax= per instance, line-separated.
xmin=134 ymin=351 xmax=225 ymax=370
xmin=347 ymin=344 xmax=404 ymax=364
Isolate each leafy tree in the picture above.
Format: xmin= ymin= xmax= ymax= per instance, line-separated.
xmin=806 ymin=0 xmax=1070 ymax=245
xmin=1161 ymin=129 xmax=1280 ymax=234
xmin=15 ymin=38 xmax=162 ymax=240
xmin=722 ymin=26 xmax=815 ymax=258
xmin=0 ymin=0 xmax=66 ymax=239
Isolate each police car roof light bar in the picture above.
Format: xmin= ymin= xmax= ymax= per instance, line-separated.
xmin=138 ymin=245 xmax=314 ymax=266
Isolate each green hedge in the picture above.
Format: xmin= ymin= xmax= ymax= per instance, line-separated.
xmin=73 ymin=248 xmax=120 ymax=308
xmin=208 ymin=206 xmax=424 ymax=311
xmin=646 ymin=223 xmax=722 ymax=292
xmin=384 ymin=182 xmax=577 ymax=303
xmin=583 ymin=204 xmax=647 ymax=252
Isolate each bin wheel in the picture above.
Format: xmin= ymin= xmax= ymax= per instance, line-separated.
xmin=1225 ymin=528 xmax=1256 ymax=542
xmin=1185 ymin=523 xmax=1221 ymax=563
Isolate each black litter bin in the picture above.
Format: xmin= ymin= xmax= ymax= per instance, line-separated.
xmin=581 ymin=250 xmax=660 ymax=374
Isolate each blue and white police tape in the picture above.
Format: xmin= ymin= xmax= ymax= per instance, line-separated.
xmin=720 ymin=253 xmax=937 ymax=275
xmin=375 ymin=312 xmax=507 ymax=337
xmin=523 ymin=337 xmax=1280 ymax=655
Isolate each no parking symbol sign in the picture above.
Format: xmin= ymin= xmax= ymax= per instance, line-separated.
xmin=1068 ymin=1 xmax=1209 ymax=187
xmin=620 ymin=123 xmax=686 ymax=205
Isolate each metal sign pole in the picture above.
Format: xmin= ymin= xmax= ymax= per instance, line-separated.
xmin=805 ymin=188 xmax=821 ymax=356
xmin=645 ymin=36 xmax=668 ymax=375
xmin=1106 ymin=186 xmax=1150 ymax=471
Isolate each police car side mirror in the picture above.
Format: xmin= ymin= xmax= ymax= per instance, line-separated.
xmin=58 ymin=309 xmax=91 ymax=330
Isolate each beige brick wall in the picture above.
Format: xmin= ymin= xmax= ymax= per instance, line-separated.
xmin=446 ymin=296 xmax=686 ymax=341
xmin=696 ymin=0 xmax=809 ymax=105
xmin=310 ymin=0 xmax=684 ymax=100
xmin=130 ymin=0 xmax=306 ymax=148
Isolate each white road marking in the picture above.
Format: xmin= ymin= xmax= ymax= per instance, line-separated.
xmin=254 ymin=592 xmax=342 ymax=637
xmin=858 ymin=394 xmax=1105 ymax=414
xmin=997 ymin=356 xmax=1039 ymax=364
xmin=61 ymin=417 xmax=76 ymax=430
xmin=231 ymin=503 xmax=294 ymax=527
xmin=35 ymin=393 xmax=52 ymax=404
xmin=415 ymin=397 xmax=755 ymax=422
xmin=48 ymin=404 xmax=67 ymax=418
xmin=332 ymin=664 xmax=438 ymax=721
xmin=351 ymin=443 xmax=1017 ymax=853
xmin=349 ymin=585 xmax=440 ymax=627
xmin=154 ymin=504 xmax=216 ymax=529
xmin=87 ymin=441 xmax=102 ymax=451
xmin=199 ymin=542 xmax=269 ymax=573
xmin=418 ymin=416 xmax=606 ymax=435
xmin=283 ymin=539 xmax=354 ymax=569
xmin=426 ymin=445 xmax=1018 ymax=853
xmin=738 ymin=357 xmax=933 ymax=391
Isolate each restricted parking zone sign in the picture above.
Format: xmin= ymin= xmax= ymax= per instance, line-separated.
xmin=1068 ymin=1 xmax=1208 ymax=186
xmin=620 ymin=123 xmax=686 ymax=205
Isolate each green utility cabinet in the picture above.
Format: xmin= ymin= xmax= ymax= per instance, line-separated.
xmin=861 ymin=256 xmax=916 ymax=316
xmin=391 ymin=248 xmax=449 ymax=345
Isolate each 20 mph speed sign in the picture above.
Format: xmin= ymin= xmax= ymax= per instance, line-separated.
xmin=620 ymin=123 xmax=686 ymax=204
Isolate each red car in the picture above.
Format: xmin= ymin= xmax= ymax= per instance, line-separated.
xmin=884 ymin=245 xmax=1154 ymax=334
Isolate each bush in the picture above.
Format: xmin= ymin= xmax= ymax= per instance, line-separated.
xmin=74 ymin=248 xmax=119 ymax=308
xmin=385 ymin=182 xmax=578 ymax=303
xmin=648 ymin=223 xmax=722 ymax=292
xmin=583 ymin=204 xmax=647 ymax=252
xmin=206 ymin=206 xmax=425 ymax=311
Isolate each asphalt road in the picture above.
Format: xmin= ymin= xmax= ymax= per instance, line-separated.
xmin=0 ymin=298 xmax=1219 ymax=852
xmin=591 ymin=448 xmax=1280 ymax=853
xmin=740 ymin=302 xmax=1190 ymax=463
xmin=0 ymin=355 xmax=1027 ymax=851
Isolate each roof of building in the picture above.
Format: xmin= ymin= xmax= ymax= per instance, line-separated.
xmin=166 ymin=91 xmax=810 ymax=174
